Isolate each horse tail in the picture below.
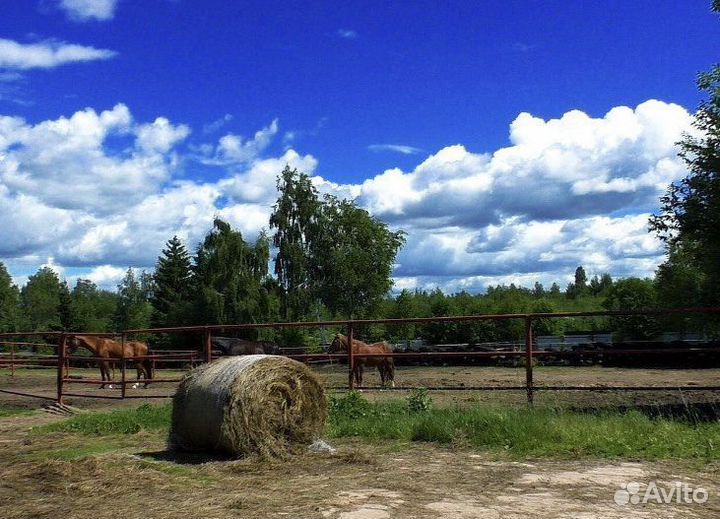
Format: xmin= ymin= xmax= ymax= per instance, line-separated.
xmin=135 ymin=342 xmax=153 ymax=385
xmin=144 ymin=357 xmax=153 ymax=382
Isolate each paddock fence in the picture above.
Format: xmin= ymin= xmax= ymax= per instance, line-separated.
xmin=1 ymin=307 xmax=720 ymax=405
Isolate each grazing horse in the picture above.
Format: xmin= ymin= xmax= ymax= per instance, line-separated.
xmin=67 ymin=335 xmax=153 ymax=389
xmin=211 ymin=337 xmax=281 ymax=356
xmin=329 ymin=333 xmax=395 ymax=387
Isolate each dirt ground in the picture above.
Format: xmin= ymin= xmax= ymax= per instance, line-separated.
xmin=2 ymin=365 xmax=720 ymax=410
xmin=0 ymin=411 xmax=717 ymax=519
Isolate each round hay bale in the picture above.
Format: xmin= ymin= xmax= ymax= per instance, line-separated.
xmin=169 ymin=355 xmax=327 ymax=457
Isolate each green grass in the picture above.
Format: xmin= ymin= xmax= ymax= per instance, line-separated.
xmin=0 ymin=406 xmax=35 ymax=418
xmin=328 ymin=394 xmax=720 ymax=460
xmin=34 ymin=403 xmax=172 ymax=435
xmin=28 ymin=395 xmax=720 ymax=461
xmin=45 ymin=443 xmax=124 ymax=460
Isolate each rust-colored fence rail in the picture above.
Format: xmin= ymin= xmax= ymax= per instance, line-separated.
xmin=1 ymin=307 xmax=720 ymax=405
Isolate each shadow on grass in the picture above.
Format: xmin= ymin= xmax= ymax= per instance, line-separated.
xmin=138 ymin=449 xmax=234 ymax=465
xmin=571 ymin=401 xmax=720 ymax=423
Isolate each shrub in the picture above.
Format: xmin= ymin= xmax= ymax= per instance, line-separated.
xmin=407 ymin=388 xmax=432 ymax=413
xmin=329 ymin=390 xmax=372 ymax=420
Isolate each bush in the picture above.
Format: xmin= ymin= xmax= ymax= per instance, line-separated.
xmin=407 ymin=388 xmax=432 ymax=413
xmin=329 ymin=390 xmax=372 ymax=420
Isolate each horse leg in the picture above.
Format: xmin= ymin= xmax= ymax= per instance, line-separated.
xmin=99 ymin=361 xmax=108 ymax=389
xmin=142 ymin=359 xmax=152 ymax=388
xmin=352 ymin=364 xmax=358 ymax=386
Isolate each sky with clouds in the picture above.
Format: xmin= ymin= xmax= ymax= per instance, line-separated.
xmin=0 ymin=1 xmax=719 ymax=293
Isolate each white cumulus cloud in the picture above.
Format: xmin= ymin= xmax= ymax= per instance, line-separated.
xmin=58 ymin=0 xmax=119 ymax=21
xmin=0 ymin=99 xmax=696 ymax=294
xmin=204 ymin=119 xmax=279 ymax=165
xmin=0 ymin=38 xmax=116 ymax=70
xmin=0 ymin=104 xmax=189 ymax=214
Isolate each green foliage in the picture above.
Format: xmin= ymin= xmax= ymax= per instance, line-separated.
xmin=69 ymin=279 xmax=117 ymax=332
xmin=603 ymin=278 xmax=660 ymax=340
xmin=0 ymin=262 xmax=23 ymax=333
xmin=273 ymin=327 xmax=325 ymax=352
xmin=312 ymin=195 xmax=406 ymax=319
xmin=328 ymin=400 xmax=720 ymax=460
xmin=651 ymin=4 xmax=720 ymax=307
xmin=114 ymin=268 xmax=153 ymax=332
xmin=589 ymin=273 xmax=613 ymax=297
xmin=152 ymin=236 xmax=193 ymax=328
xmin=654 ymin=243 xmax=716 ymax=333
xmin=329 ymin=390 xmax=372 ymax=420
xmin=192 ymin=219 xmax=276 ymax=330
xmin=371 ymin=279 xmax=613 ymax=344
xmin=407 ymin=388 xmax=432 ymax=413
xmin=270 ymin=166 xmax=322 ymax=320
xmin=21 ymin=267 xmax=66 ymax=331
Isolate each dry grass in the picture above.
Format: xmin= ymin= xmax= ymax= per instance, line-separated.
xmin=171 ymin=356 xmax=327 ymax=457
xmin=1 ymin=364 xmax=720 ymax=517
xmin=0 ymin=412 xmax=718 ymax=519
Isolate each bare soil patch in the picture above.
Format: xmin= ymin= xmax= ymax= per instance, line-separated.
xmin=3 ymin=365 xmax=720 ymax=411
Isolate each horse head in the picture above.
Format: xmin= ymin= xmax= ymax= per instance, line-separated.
xmin=329 ymin=333 xmax=348 ymax=353
xmin=66 ymin=335 xmax=83 ymax=354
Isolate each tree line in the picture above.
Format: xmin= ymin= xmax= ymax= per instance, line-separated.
xmin=0 ymin=235 xmax=684 ymax=348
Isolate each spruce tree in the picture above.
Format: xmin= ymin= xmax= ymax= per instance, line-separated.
xmin=151 ymin=236 xmax=192 ymax=327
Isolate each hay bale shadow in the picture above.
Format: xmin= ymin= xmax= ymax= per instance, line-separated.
xmin=138 ymin=449 xmax=233 ymax=465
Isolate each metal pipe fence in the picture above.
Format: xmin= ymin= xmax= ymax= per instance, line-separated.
xmin=0 ymin=307 xmax=719 ymax=404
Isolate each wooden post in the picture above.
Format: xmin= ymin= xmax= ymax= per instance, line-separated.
xmin=120 ymin=333 xmax=127 ymax=399
xmin=204 ymin=329 xmax=212 ymax=364
xmin=525 ymin=317 xmax=534 ymax=405
xmin=10 ymin=342 xmax=15 ymax=377
xmin=347 ymin=323 xmax=354 ymax=390
xmin=56 ymin=334 xmax=66 ymax=404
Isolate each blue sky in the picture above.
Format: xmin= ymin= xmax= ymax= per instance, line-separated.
xmin=1 ymin=0 xmax=719 ymax=292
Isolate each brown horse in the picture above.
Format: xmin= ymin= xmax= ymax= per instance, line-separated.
xmin=67 ymin=335 xmax=153 ymax=389
xmin=329 ymin=333 xmax=395 ymax=387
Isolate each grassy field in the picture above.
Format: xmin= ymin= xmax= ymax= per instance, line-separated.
xmin=30 ymin=393 xmax=720 ymax=461
xmin=1 ymin=397 xmax=718 ymax=518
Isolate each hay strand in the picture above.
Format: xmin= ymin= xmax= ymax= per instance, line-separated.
xmin=169 ymin=355 xmax=327 ymax=457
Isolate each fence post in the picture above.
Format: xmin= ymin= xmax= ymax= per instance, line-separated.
xmin=56 ymin=333 xmax=66 ymax=404
xmin=204 ymin=329 xmax=212 ymax=364
xmin=120 ymin=333 xmax=127 ymax=399
xmin=347 ymin=323 xmax=354 ymax=390
xmin=525 ymin=316 xmax=534 ymax=405
xmin=10 ymin=342 xmax=15 ymax=377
